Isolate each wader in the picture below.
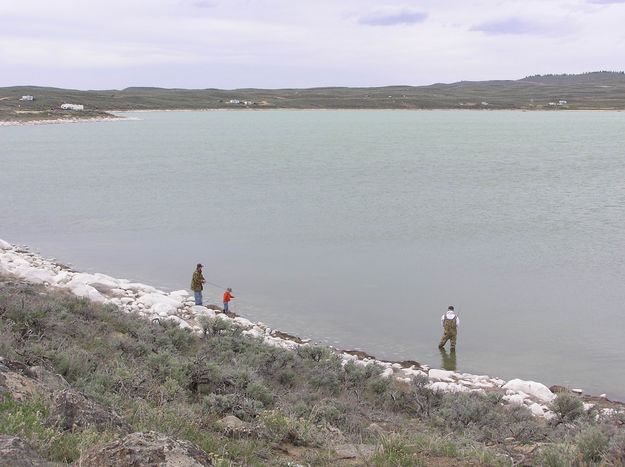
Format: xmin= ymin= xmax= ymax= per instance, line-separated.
xmin=438 ymin=316 xmax=457 ymax=351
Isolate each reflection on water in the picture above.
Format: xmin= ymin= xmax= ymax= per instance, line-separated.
xmin=440 ymin=348 xmax=457 ymax=372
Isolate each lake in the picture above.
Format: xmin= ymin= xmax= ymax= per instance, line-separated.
xmin=1 ymin=110 xmax=624 ymax=399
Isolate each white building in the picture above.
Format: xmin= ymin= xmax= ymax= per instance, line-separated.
xmin=20 ymin=95 xmax=34 ymax=101
xmin=227 ymin=99 xmax=240 ymax=104
xmin=60 ymin=103 xmax=84 ymax=111
xmin=558 ymin=100 xmax=568 ymax=105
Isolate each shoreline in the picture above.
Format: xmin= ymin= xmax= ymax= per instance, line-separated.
xmin=0 ymin=115 xmax=135 ymax=127
xmin=1 ymin=238 xmax=623 ymax=418
xmin=1 ymin=108 xmax=623 ymax=128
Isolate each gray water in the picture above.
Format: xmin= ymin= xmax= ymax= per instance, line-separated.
xmin=1 ymin=110 xmax=625 ymax=399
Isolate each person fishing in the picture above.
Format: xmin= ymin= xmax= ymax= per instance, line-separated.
xmin=223 ymin=287 xmax=235 ymax=313
xmin=190 ymin=263 xmax=206 ymax=305
xmin=438 ymin=305 xmax=459 ymax=352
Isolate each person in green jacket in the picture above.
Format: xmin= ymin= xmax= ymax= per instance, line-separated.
xmin=190 ymin=263 xmax=205 ymax=305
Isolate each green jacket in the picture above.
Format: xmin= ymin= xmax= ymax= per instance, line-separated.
xmin=191 ymin=270 xmax=204 ymax=292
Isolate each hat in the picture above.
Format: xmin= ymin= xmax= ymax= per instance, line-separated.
xmin=197 ymin=263 xmax=203 ymax=268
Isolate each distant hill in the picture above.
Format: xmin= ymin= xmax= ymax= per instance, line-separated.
xmin=2 ymin=71 xmax=625 ymax=122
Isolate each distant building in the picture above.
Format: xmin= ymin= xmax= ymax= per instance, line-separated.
xmin=60 ymin=103 xmax=84 ymax=111
xmin=227 ymin=99 xmax=240 ymax=104
xmin=558 ymin=100 xmax=568 ymax=105
xmin=548 ymin=102 xmax=557 ymax=106
xmin=242 ymin=100 xmax=254 ymax=105
xmin=20 ymin=95 xmax=34 ymax=101
xmin=481 ymin=101 xmax=489 ymax=106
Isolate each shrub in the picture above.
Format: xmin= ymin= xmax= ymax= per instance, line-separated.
xmin=258 ymin=410 xmax=319 ymax=446
xmin=535 ymin=443 xmax=577 ymax=467
xmin=576 ymin=426 xmax=609 ymax=463
xmin=371 ymin=435 xmax=422 ymax=467
xmin=246 ymin=381 xmax=273 ymax=407
xmin=203 ymin=393 xmax=263 ymax=421
xmin=549 ymin=393 xmax=584 ymax=424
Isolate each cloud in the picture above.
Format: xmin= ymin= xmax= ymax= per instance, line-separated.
xmin=471 ymin=17 xmax=550 ymax=35
xmin=191 ymin=0 xmax=217 ymax=8
xmin=358 ymin=8 xmax=427 ymax=26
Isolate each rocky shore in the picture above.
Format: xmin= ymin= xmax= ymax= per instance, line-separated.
xmin=1 ymin=238 xmax=622 ymax=422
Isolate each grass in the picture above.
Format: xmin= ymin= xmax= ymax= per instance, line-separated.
xmin=1 ymin=279 xmax=625 ymax=465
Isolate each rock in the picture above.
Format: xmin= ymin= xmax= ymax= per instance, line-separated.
xmin=502 ymin=379 xmax=555 ymax=403
xmin=169 ymin=290 xmax=189 ymax=297
xmin=428 ymin=382 xmax=470 ymax=393
xmin=333 ymin=444 xmax=375 ymax=460
xmin=529 ymin=403 xmax=545 ymax=416
xmin=549 ymin=385 xmax=570 ymax=394
xmin=17 ymin=268 xmax=56 ymax=285
xmin=78 ymin=431 xmax=213 ymax=466
xmin=572 ymin=388 xmax=583 ymax=394
xmin=45 ymin=388 xmax=131 ymax=433
xmin=380 ymin=367 xmax=394 ymax=379
xmin=503 ymin=394 xmax=527 ymax=406
xmin=219 ymin=415 xmax=245 ymax=432
xmin=0 ymin=362 xmax=44 ymax=402
xmin=66 ymin=282 xmax=107 ymax=303
xmin=28 ymin=366 xmax=70 ymax=394
xmin=428 ymin=369 xmax=456 ymax=382
xmin=0 ymin=238 xmax=12 ymax=250
xmin=0 ymin=435 xmax=52 ymax=466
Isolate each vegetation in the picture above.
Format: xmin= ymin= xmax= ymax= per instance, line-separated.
xmin=1 ymin=278 xmax=625 ymax=465
xmin=2 ymin=71 xmax=625 ymax=122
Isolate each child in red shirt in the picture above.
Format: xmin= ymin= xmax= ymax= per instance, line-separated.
xmin=223 ymin=288 xmax=234 ymax=313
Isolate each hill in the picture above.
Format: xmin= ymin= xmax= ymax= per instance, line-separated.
xmin=2 ymin=72 xmax=625 ymax=122
xmin=2 ymin=274 xmax=625 ymax=465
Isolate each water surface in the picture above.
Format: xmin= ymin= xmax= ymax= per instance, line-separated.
xmin=1 ymin=110 xmax=624 ymax=399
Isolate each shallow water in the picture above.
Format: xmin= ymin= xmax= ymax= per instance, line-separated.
xmin=1 ymin=110 xmax=624 ymax=399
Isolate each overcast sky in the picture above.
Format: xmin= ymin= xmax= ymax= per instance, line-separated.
xmin=1 ymin=0 xmax=624 ymax=89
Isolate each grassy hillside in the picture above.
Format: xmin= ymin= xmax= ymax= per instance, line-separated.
xmin=2 ymin=277 xmax=625 ymax=465
xmin=2 ymin=72 xmax=625 ymax=122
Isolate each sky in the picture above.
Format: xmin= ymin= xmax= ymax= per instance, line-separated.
xmin=1 ymin=0 xmax=624 ymax=89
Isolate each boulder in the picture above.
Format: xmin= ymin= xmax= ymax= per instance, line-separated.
xmin=0 ymin=238 xmax=12 ymax=250
xmin=0 ymin=435 xmax=52 ymax=466
xmin=77 ymin=431 xmax=213 ymax=466
xmin=428 ymin=369 xmax=456 ymax=382
xmin=45 ymin=388 xmax=131 ymax=433
xmin=502 ymin=379 xmax=555 ymax=403
xmin=333 ymin=444 xmax=375 ymax=460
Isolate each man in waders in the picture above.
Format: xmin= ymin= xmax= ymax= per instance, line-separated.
xmin=191 ymin=263 xmax=206 ymax=305
xmin=438 ymin=305 xmax=459 ymax=351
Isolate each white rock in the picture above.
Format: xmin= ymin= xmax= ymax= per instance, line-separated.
xmin=50 ymin=271 xmax=72 ymax=284
xmin=572 ymin=388 xmax=583 ymax=394
xmin=391 ymin=363 xmax=402 ymax=369
xmin=137 ymin=292 xmax=182 ymax=308
xmin=165 ymin=316 xmax=191 ymax=329
xmin=428 ymin=369 xmax=456 ymax=382
xmin=152 ymin=302 xmax=178 ymax=316
xmin=242 ymin=326 xmax=265 ymax=338
xmin=120 ymin=297 xmax=134 ymax=305
xmin=599 ymin=394 xmax=607 ymax=399
xmin=502 ymin=379 xmax=555 ymax=403
xmin=503 ymin=394 xmax=527 ymax=406
xmin=67 ymin=282 xmax=107 ymax=303
xmin=0 ymin=238 xmax=12 ymax=250
xmin=529 ymin=403 xmax=545 ymax=416
xmin=428 ymin=382 xmax=470 ymax=393
xmin=380 ymin=368 xmax=394 ymax=379
xmin=234 ymin=317 xmax=253 ymax=328
xmin=583 ymin=403 xmax=595 ymax=411
xmin=169 ymin=289 xmax=189 ymax=297
xmin=401 ymin=368 xmax=427 ymax=379
xmin=18 ymin=268 xmax=56 ymax=284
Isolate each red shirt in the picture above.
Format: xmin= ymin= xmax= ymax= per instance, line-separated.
xmin=223 ymin=291 xmax=234 ymax=302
